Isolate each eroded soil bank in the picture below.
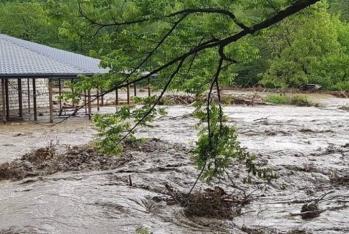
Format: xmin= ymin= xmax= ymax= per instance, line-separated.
xmin=1 ymin=93 xmax=349 ymax=233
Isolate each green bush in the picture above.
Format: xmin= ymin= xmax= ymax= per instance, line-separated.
xmin=330 ymin=81 xmax=349 ymax=92
xmin=290 ymin=95 xmax=313 ymax=106
xmin=263 ymin=94 xmax=313 ymax=106
xmin=136 ymin=227 xmax=153 ymax=234
xmin=263 ymin=95 xmax=290 ymax=104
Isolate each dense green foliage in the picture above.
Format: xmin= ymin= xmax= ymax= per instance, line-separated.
xmin=1 ymin=0 xmax=348 ymax=90
xmin=0 ymin=0 xmax=102 ymax=53
xmin=93 ymin=96 xmax=166 ymax=155
xmin=263 ymin=95 xmax=291 ymax=105
xmin=193 ymin=101 xmax=274 ymax=183
xmin=264 ymin=94 xmax=313 ymax=106
xmin=261 ymin=1 xmax=349 ymax=90
xmin=2 ymin=0 xmax=343 ymax=185
xmin=63 ymin=0 xmax=318 ymax=184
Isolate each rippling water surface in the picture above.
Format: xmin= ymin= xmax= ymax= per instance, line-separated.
xmin=1 ymin=92 xmax=349 ymax=233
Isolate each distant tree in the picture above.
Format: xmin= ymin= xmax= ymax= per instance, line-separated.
xmin=44 ymin=0 xmax=102 ymax=54
xmin=328 ymin=0 xmax=349 ymax=22
xmin=0 ymin=2 xmax=50 ymax=42
xmin=261 ymin=1 xmax=349 ymax=89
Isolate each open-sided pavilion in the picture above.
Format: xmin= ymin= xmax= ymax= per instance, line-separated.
xmin=0 ymin=34 xmax=109 ymax=124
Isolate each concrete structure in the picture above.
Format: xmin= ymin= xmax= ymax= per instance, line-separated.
xmin=0 ymin=78 xmax=49 ymax=117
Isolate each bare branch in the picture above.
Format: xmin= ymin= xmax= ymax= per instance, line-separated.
xmin=113 ymin=59 xmax=186 ymax=146
xmin=133 ymin=14 xmax=188 ymax=75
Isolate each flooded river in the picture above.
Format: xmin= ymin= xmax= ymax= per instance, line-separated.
xmin=1 ymin=93 xmax=349 ymax=233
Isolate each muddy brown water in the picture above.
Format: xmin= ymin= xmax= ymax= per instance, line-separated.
xmin=1 ymin=93 xmax=349 ymax=233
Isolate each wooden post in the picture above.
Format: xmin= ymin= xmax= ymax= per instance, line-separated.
xmin=97 ymin=89 xmax=100 ymax=112
xmin=32 ymin=78 xmax=37 ymax=121
xmin=88 ymin=89 xmax=91 ymax=120
xmin=27 ymin=78 xmax=31 ymax=119
xmin=127 ymin=78 xmax=130 ymax=105
xmin=101 ymin=90 xmax=104 ymax=106
xmin=84 ymin=90 xmax=87 ymax=114
xmin=148 ymin=77 xmax=151 ymax=97
xmin=18 ymin=78 xmax=23 ymax=118
xmin=48 ymin=78 xmax=53 ymax=123
xmin=5 ymin=79 xmax=9 ymax=118
xmin=1 ymin=79 xmax=6 ymax=124
xmin=115 ymin=89 xmax=119 ymax=105
xmin=58 ymin=78 xmax=62 ymax=111
xmin=133 ymin=82 xmax=137 ymax=97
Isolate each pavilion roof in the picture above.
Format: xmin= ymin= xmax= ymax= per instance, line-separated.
xmin=0 ymin=34 xmax=108 ymax=78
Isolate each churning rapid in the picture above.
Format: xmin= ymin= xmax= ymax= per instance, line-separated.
xmin=1 ymin=93 xmax=349 ymax=234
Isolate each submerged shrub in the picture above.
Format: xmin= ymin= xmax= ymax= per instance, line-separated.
xmin=264 ymin=94 xmax=313 ymax=106
xmin=331 ymin=81 xmax=349 ymax=92
xmin=290 ymin=95 xmax=313 ymax=106
xmin=263 ymin=95 xmax=290 ymax=104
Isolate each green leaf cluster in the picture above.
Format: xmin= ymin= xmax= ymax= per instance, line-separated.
xmin=93 ymin=96 xmax=166 ymax=155
xmin=192 ymin=101 xmax=275 ymax=183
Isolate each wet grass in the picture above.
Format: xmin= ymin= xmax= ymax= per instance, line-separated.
xmin=263 ymin=95 xmax=290 ymax=105
xmin=264 ymin=94 xmax=313 ymax=106
xmin=136 ymin=227 xmax=153 ymax=234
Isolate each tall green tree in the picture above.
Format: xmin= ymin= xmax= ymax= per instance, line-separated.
xmin=0 ymin=1 xmax=51 ymax=43
xmin=44 ymin=0 xmax=103 ymax=54
xmin=68 ymin=0 xmax=321 ymax=184
xmin=261 ymin=1 xmax=349 ymax=89
xmin=328 ymin=0 xmax=349 ymax=22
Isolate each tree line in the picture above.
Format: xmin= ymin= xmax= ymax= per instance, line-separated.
xmin=0 ymin=0 xmax=348 ymax=91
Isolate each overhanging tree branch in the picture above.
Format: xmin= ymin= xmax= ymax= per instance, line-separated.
xmin=112 ymin=59 xmax=186 ymax=146
xmin=168 ymin=8 xmax=250 ymax=30
xmin=56 ymin=0 xmax=320 ymax=126
xmin=103 ymin=0 xmax=320 ymax=90
xmin=220 ymin=0 xmax=320 ymax=47
xmin=78 ymin=1 xmax=149 ymax=27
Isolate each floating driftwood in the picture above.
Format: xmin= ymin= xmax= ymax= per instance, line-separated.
xmin=160 ymin=93 xmax=266 ymax=106
xmin=165 ymin=184 xmax=243 ymax=219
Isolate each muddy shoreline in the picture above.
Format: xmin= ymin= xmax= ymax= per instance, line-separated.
xmin=1 ymin=93 xmax=349 ymax=233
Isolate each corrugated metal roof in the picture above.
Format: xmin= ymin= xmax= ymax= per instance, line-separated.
xmin=0 ymin=34 xmax=109 ymax=78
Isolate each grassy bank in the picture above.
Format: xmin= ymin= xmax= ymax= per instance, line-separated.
xmin=263 ymin=94 xmax=313 ymax=106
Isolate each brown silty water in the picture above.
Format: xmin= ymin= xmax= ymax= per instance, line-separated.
xmin=0 ymin=92 xmax=349 ymax=233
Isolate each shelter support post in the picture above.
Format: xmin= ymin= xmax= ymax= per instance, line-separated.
xmin=5 ymin=79 xmax=9 ymax=118
xmin=32 ymin=78 xmax=37 ymax=121
xmin=18 ymin=79 xmax=23 ymax=118
xmin=101 ymin=90 xmax=104 ymax=106
xmin=84 ymin=90 xmax=87 ymax=114
xmin=127 ymin=78 xmax=130 ymax=105
xmin=133 ymin=82 xmax=137 ymax=97
xmin=148 ymin=77 xmax=151 ymax=97
xmin=97 ymin=90 xmax=100 ymax=112
xmin=48 ymin=78 xmax=53 ymax=123
xmin=27 ymin=78 xmax=31 ymax=119
xmin=1 ymin=79 xmax=6 ymax=124
xmin=115 ymin=89 xmax=119 ymax=105
xmin=58 ymin=78 xmax=62 ymax=112
xmin=88 ymin=89 xmax=91 ymax=120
